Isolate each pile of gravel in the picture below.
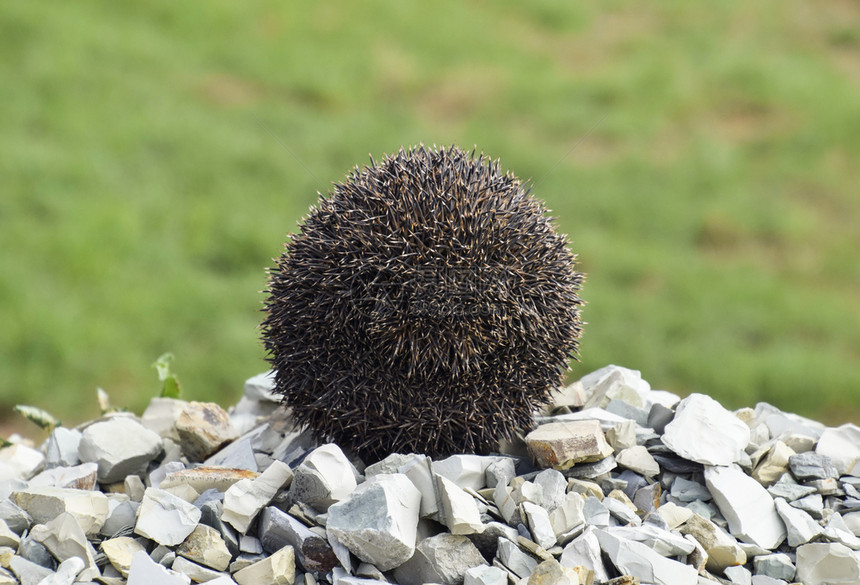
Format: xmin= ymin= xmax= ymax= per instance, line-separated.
xmin=0 ymin=365 xmax=858 ymax=585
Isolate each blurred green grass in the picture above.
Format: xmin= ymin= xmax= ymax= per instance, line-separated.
xmin=1 ymin=0 xmax=858 ymax=427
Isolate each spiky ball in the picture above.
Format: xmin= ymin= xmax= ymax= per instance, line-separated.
xmin=262 ymin=145 xmax=584 ymax=461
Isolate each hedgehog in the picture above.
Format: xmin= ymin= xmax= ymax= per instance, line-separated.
xmin=262 ymin=145 xmax=584 ymax=461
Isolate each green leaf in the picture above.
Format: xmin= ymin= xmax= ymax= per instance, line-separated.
xmin=152 ymin=352 xmax=181 ymax=398
xmin=14 ymin=404 xmax=61 ymax=430
xmin=0 ymin=437 xmax=13 ymax=449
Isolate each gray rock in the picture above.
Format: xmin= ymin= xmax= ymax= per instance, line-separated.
xmin=815 ymin=424 xmax=860 ymax=477
xmin=559 ymin=526 xmax=610 ymax=582
xmin=44 ymin=428 xmax=82 ymax=469
xmin=326 ymin=473 xmax=421 ymax=571
xmin=485 ymin=458 xmax=516 ymax=489
xmin=595 ymin=529 xmax=698 ymax=585
xmin=232 ymin=545 xmax=296 ymax=585
xmin=750 ymin=576 xmax=787 ymax=585
xmin=724 ymin=564 xmax=753 ymax=585
xmin=463 ymin=564 xmax=507 ymax=585
xmin=605 ymin=399 xmax=649 ymax=427
xmin=605 ymin=524 xmax=695 ymax=557
xmin=134 ymin=488 xmax=203 ymax=546
xmin=563 ymin=454 xmax=617 ymax=479
xmin=12 ymin=486 xmax=109 ymax=536
xmin=436 ymin=474 xmax=484 ymax=535
xmin=670 ymin=476 xmax=711 ymax=502
xmin=663 ymin=394 xmax=751 ymax=466
xmin=647 ymin=403 xmax=675 ymax=435
xmin=603 ymin=496 xmax=641 ymax=527
xmin=205 ymin=437 xmax=258 ymax=472
xmin=77 ymin=418 xmax=163 ymax=483
xmin=140 ymin=397 xmax=188 ymax=441
xmin=176 ymin=524 xmax=231 ymax=571
xmin=532 ymin=469 xmax=566 ymax=512
xmin=0 ymin=444 xmax=45 ymax=482
xmin=790 ymin=493 xmax=824 ymax=518
xmin=393 ymin=533 xmax=487 ymax=585
xmin=289 ymin=444 xmax=357 ymax=511
xmin=34 ymin=556 xmax=84 ymax=585
xmin=222 ymin=460 xmax=293 ymax=533
xmin=100 ymin=500 xmax=139 ymax=537
xmin=466 ymin=521 xmax=519 ymax=560
xmin=29 ymin=513 xmax=99 ymax=581
xmin=548 ymin=492 xmax=585 ymax=537
xmin=705 ymin=465 xmax=786 ymax=550
xmin=258 ymin=506 xmax=339 ymax=573
xmin=773 ymin=497 xmax=824 ymax=547
xmin=433 ymin=455 xmax=494 ymax=490
xmin=767 ymin=478 xmax=817 ymax=501
xmin=0 ymin=499 xmax=31 ymax=534
xmin=364 ymin=453 xmax=413 ymax=477
xmin=496 ymin=537 xmax=538 ymax=579
xmin=243 ymin=371 xmax=279 ymax=403
xmin=789 ymin=451 xmax=839 ymax=481
xmin=796 ymin=542 xmax=860 ymax=585
xmin=399 ymin=454 xmax=438 ymax=518
xmin=582 ymin=496 xmax=610 ymax=528
xmin=8 ymin=555 xmax=54 ymax=585
xmin=521 ymin=502 xmax=555 ymax=549
xmin=127 ymin=550 xmax=191 ymax=585
xmin=200 ymin=501 xmax=240 ymax=558
xmin=753 ymin=553 xmax=795 ymax=581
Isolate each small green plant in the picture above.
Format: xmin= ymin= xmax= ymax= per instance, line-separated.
xmin=14 ymin=404 xmax=61 ymax=431
xmin=152 ymin=353 xmax=182 ymax=398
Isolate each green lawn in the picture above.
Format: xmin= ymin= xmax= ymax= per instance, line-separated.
xmin=2 ymin=0 xmax=859 ymax=427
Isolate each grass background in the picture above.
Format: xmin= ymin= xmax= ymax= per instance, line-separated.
xmin=2 ymin=0 xmax=859 ymax=430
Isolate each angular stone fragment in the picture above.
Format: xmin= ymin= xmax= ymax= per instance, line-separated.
xmin=231 ymin=545 xmax=295 ymax=585
xmin=397 ymin=454 xmax=438 ymax=518
xmin=394 ymin=533 xmax=487 ymax=585
xmin=141 ymin=397 xmax=188 ymax=441
xmin=171 ymin=556 xmax=227 ymax=582
xmin=44 ymin=427 xmax=82 ymax=469
xmin=704 ymin=465 xmax=786 ymax=550
xmin=528 ymin=559 xmax=582 ymax=585
xmin=678 ymin=513 xmax=747 ymax=572
xmin=596 ymin=529 xmax=698 ymax=585
xmin=35 ymin=556 xmax=85 ymax=585
xmin=433 ymin=455 xmax=493 ymax=490
xmin=581 ymin=365 xmax=650 ymax=410
xmin=175 ymin=402 xmax=238 ymax=462
xmin=724 ymin=564 xmax=753 ymax=585
xmin=615 ymin=446 xmax=659 ymax=478
xmin=485 ymin=458 xmax=516 ymax=489
xmin=77 ymin=418 xmax=163 ymax=483
xmin=752 ymin=441 xmax=795 ymax=487
xmin=176 ymin=524 xmax=231 ymax=571
xmin=12 ymin=486 xmax=109 ymax=536
xmin=662 ymin=394 xmax=750 ymax=466
xmin=29 ymin=513 xmax=99 ymax=580
xmin=102 ymin=536 xmax=147 ymax=577
xmin=795 ymin=542 xmax=860 ymax=585
xmin=223 ymin=460 xmax=293 ymax=534
xmin=815 ymin=424 xmax=860 ymax=477
xmin=464 ymin=564 xmax=507 ymax=585
xmin=521 ymin=502 xmax=556 ymax=549
xmin=326 ymin=474 xmax=420 ymax=571
xmin=127 ymin=550 xmax=191 ymax=585
xmin=289 ymin=444 xmax=356 ymax=511
xmin=29 ymin=462 xmax=98 ymax=491
xmin=753 ymin=553 xmax=795 ymax=582
xmin=8 ymin=554 xmax=54 ymax=585
xmin=564 ymin=454 xmax=617 ymax=478
xmin=436 ymin=475 xmax=484 ymax=535
xmin=244 ymin=370 xmax=279 ymax=402
xmin=161 ymin=467 xmax=258 ymax=494
xmin=549 ymin=491 xmax=585 ymax=537
xmin=526 ymin=421 xmax=613 ymax=470
xmin=559 ymin=527 xmax=610 ymax=582
xmin=135 ymin=488 xmax=203 ymax=546
xmin=656 ymin=502 xmax=692 ymax=530
xmin=603 ymin=496 xmax=641 ymax=526
xmin=259 ymin=506 xmax=339 ymax=573
xmin=205 ymin=437 xmax=258 ymax=472
xmin=0 ymin=444 xmax=45 ymax=481
xmin=789 ymin=452 xmax=839 ymax=481
xmin=606 ymin=524 xmax=694 ymax=557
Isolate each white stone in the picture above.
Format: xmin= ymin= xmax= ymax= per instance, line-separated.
xmin=399 ymin=454 xmax=438 ymax=518
xmin=127 ymin=550 xmax=191 ymax=585
xmin=704 ymin=465 xmax=786 ymax=549
xmin=606 ymin=524 xmax=695 ymax=557
xmin=549 ymin=491 xmax=586 ymax=537
xmin=244 ymin=370 xmax=279 ymax=402
xmin=78 ymin=417 xmax=163 ymax=483
xmin=816 ymin=424 xmax=860 ymax=477
xmin=724 ymin=565 xmax=753 ymax=585
xmin=678 ymin=513 xmax=747 ymax=573
xmin=326 ymin=473 xmax=421 ymax=571
xmin=223 ymin=460 xmax=293 ymax=533
xmin=171 ymin=556 xmax=227 ymax=582
xmin=615 ymin=445 xmax=660 ymax=477
xmin=533 ymin=469 xmax=567 ymax=511
xmin=102 ymin=536 xmax=146 ymax=577
xmin=233 ymin=545 xmax=296 ymax=585
xmin=289 ymin=444 xmax=356 ymax=511
xmin=135 ymin=487 xmax=202 ymax=546
xmin=436 ymin=474 xmax=484 ymax=535
xmin=581 ymin=365 xmax=650 ymax=409
xmin=559 ymin=527 xmax=610 ymax=583
xmin=496 ymin=538 xmax=538 ymax=579
xmin=35 ymin=557 xmax=84 ymax=585
xmin=773 ymin=497 xmax=823 ymax=547
xmin=432 ymin=455 xmax=493 ymax=490
xmin=595 ymin=529 xmax=698 ymax=585
xmin=393 ymin=533 xmax=487 ymax=585
xmin=0 ymin=444 xmax=45 ymax=481
xmin=485 ymin=457 xmax=516 ymax=489
xmin=663 ymin=394 xmax=750 ymax=466
xmin=753 ymin=553 xmax=795 ymax=582
xmin=603 ymin=495 xmax=641 ymax=526
xmin=29 ymin=512 xmax=99 ymax=580
xmin=29 ymin=462 xmax=98 ymax=491
xmin=844 ymin=511 xmax=860 ymax=537
xmin=824 ymin=511 xmax=860 ymax=549
xmin=795 ymin=542 xmax=860 ymax=585
xmin=141 ymin=397 xmax=188 ymax=441
xmin=656 ymin=502 xmax=693 ymax=530
xmin=0 ymin=519 xmax=18 ymax=548
xmin=44 ymin=428 xmax=82 ymax=468
xmin=464 ymin=564 xmax=507 ymax=585
xmin=8 ymin=555 xmax=54 ymax=585
xmin=522 ymin=502 xmax=556 ymax=549
xmin=12 ymin=486 xmax=109 ymax=536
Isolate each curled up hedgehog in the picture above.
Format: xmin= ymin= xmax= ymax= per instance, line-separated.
xmin=262 ymin=145 xmax=584 ymax=461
